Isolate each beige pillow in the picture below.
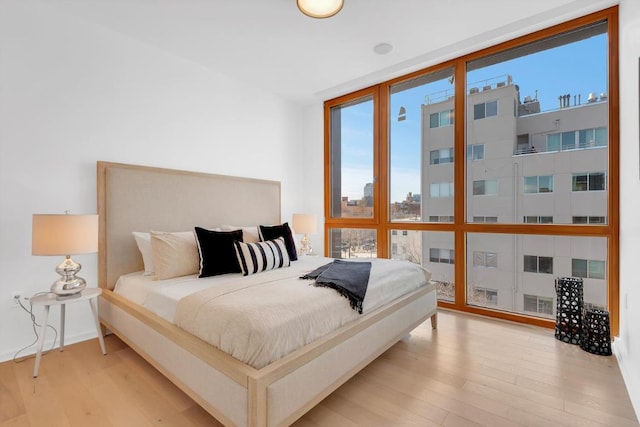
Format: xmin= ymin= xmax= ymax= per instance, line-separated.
xmin=221 ymin=224 xmax=260 ymax=243
xmin=150 ymin=231 xmax=199 ymax=280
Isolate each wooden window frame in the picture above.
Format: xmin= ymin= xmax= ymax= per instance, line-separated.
xmin=324 ymin=7 xmax=619 ymax=334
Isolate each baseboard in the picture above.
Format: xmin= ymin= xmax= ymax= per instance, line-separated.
xmin=0 ymin=330 xmax=99 ymax=364
xmin=613 ymin=338 xmax=640 ymax=421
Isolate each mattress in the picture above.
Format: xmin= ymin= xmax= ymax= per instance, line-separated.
xmin=114 ymin=256 xmax=431 ymax=368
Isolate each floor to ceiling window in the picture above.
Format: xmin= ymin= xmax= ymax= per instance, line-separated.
xmin=324 ymin=8 xmax=619 ymax=332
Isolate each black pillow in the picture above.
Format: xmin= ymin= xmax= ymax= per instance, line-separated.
xmin=194 ymin=227 xmax=243 ymax=277
xmin=258 ymin=222 xmax=298 ymax=261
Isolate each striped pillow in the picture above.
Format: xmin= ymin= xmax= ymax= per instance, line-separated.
xmin=234 ymin=238 xmax=290 ymax=276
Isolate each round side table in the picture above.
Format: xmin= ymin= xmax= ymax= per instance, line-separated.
xmin=30 ymin=287 xmax=107 ymax=377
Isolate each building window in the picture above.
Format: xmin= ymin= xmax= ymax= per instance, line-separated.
xmin=429 ymin=215 xmax=455 ymax=222
xmin=430 ymin=248 xmax=454 ymax=264
xmin=524 ymin=175 xmax=553 ymax=193
xmin=472 ymin=179 xmax=497 ymax=196
xmin=524 ymin=255 xmax=553 ymax=274
xmin=472 ymin=216 xmax=498 ymax=223
xmin=402 ymin=230 xmax=408 ymax=236
xmin=473 ymin=100 xmax=498 ymax=120
xmin=546 ymin=127 xmax=608 ymax=152
xmin=430 ymin=182 xmax=454 ymax=198
xmin=561 ymin=131 xmax=576 ymax=150
xmin=473 ymin=251 xmax=497 ymax=268
xmin=467 ymin=144 xmax=484 ymax=160
xmin=579 ymin=127 xmax=608 ymax=148
xmin=572 ymin=172 xmax=606 ymax=191
xmin=524 ymin=216 xmax=553 ymax=224
xmin=391 ymin=230 xmax=397 ymax=235
xmin=546 ymin=133 xmax=560 ymax=151
xmin=429 ymin=109 xmax=454 ymax=128
xmin=572 ymin=259 xmax=606 ymax=279
xmin=524 ymin=294 xmax=553 ymax=315
xmin=429 ymin=148 xmax=454 ymax=165
xmin=572 ymin=216 xmax=606 ymax=224
xmin=391 ymin=243 xmax=398 ymax=254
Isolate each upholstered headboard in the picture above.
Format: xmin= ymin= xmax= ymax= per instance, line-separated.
xmin=97 ymin=161 xmax=281 ymax=290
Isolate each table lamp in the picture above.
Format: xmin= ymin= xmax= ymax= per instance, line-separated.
xmin=292 ymin=213 xmax=318 ymax=255
xmin=32 ymin=213 xmax=99 ymax=298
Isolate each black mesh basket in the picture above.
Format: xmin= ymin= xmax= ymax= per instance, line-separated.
xmin=554 ymin=277 xmax=583 ymax=344
xmin=580 ymin=309 xmax=612 ymax=356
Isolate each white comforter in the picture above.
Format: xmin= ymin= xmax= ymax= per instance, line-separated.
xmin=115 ymin=256 xmax=430 ymax=369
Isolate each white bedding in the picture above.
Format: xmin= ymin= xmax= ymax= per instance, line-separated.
xmin=114 ymin=256 xmax=431 ymax=368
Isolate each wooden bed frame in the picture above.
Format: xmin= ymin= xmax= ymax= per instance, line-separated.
xmin=96 ymin=161 xmax=438 ymax=427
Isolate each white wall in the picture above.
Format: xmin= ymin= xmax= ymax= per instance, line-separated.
xmin=0 ymin=1 xmax=305 ymax=361
xmin=300 ymin=103 xmax=325 ymax=254
xmin=616 ymin=0 xmax=640 ymax=417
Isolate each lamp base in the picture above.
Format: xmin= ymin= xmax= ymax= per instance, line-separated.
xmin=300 ymin=235 xmax=313 ymax=256
xmin=51 ymin=279 xmax=86 ymax=297
xmin=51 ymin=256 xmax=87 ymax=297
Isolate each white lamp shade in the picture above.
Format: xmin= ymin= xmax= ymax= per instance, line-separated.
xmin=292 ymin=213 xmax=318 ymax=235
xmin=297 ymin=0 xmax=344 ymax=18
xmin=32 ymin=214 xmax=99 ymax=256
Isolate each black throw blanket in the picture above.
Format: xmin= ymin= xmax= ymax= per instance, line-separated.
xmin=300 ymin=260 xmax=372 ymax=314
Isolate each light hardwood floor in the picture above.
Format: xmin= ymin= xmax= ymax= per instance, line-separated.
xmin=1 ymin=309 xmax=637 ymax=427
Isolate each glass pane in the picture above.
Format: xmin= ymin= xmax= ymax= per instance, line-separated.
xmin=329 ymin=96 xmax=374 ymax=218
xmin=486 ymin=252 xmax=498 ymax=268
xmin=573 ymin=174 xmax=588 ymax=191
xmin=467 ymin=234 xmax=607 ymax=318
xmin=429 ymin=113 xmax=439 ymax=128
xmin=466 ymin=21 xmax=608 ymax=225
xmin=473 ymin=251 xmax=484 ymax=267
xmin=328 ymin=228 xmax=377 ymax=259
xmin=472 ymin=180 xmax=484 ymax=195
xmin=474 ymin=103 xmax=485 ymax=120
xmin=429 ymin=150 xmax=438 ymax=165
xmin=562 ymin=131 xmax=575 ymax=150
xmin=524 ymin=176 xmax=537 ymax=193
xmin=486 ymin=100 xmax=498 ymax=117
xmin=589 ymin=172 xmax=605 ymax=190
xmin=539 ymin=256 xmax=553 ymax=274
xmin=390 ymin=230 xmax=455 ymax=302
xmin=589 ymin=260 xmax=606 ymax=279
xmin=539 ymin=176 xmax=553 ymax=192
xmin=595 ymin=127 xmax=607 ymax=146
xmin=390 ymin=68 xmax=455 ymax=223
xmin=524 ymin=255 xmax=537 ymax=272
xmin=547 ymin=134 xmax=560 ymax=151
xmin=572 ymin=259 xmax=588 ymax=277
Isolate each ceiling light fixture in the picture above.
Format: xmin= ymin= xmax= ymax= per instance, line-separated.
xmin=297 ymin=0 xmax=344 ymax=19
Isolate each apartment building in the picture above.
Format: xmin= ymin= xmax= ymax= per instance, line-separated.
xmin=409 ymin=77 xmax=609 ymax=318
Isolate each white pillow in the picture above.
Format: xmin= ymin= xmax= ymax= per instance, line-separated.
xmin=132 ymin=232 xmax=154 ymax=275
xmin=221 ymin=224 xmax=260 ymax=243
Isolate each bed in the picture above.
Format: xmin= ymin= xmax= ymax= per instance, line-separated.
xmin=97 ymin=161 xmax=438 ymax=427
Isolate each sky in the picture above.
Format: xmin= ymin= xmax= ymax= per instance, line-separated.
xmin=338 ymin=30 xmax=608 ymax=203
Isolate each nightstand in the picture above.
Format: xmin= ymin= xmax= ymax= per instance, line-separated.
xmin=30 ymin=288 xmax=106 ymax=377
